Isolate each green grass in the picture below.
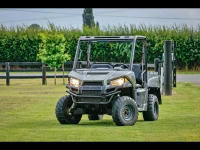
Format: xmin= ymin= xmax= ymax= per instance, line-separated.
xmin=0 ymin=78 xmax=200 ymax=142
xmin=176 ymin=70 xmax=200 ymax=74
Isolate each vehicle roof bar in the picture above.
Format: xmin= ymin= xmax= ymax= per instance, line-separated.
xmin=79 ymin=35 xmax=146 ymax=41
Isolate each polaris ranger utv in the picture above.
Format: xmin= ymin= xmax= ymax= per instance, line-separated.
xmin=55 ymin=35 xmax=162 ymax=126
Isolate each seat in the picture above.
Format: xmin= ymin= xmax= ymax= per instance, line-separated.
xmin=132 ymin=64 xmax=142 ymax=84
xmin=90 ymin=63 xmax=113 ymax=69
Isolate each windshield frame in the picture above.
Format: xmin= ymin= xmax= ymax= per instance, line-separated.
xmin=72 ymin=36 xmax=146 ymax=71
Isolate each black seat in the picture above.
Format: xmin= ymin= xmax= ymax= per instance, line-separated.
xmin=90 ymin=63 xmax=113 ymax=69
xmin=132 ymin=64 xmax=142 ymax=84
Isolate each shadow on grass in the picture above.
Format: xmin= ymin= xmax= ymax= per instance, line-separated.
xmin=79 ymin=120 xmax=114 ymax=126
xmin=78 ymin=118 xmax=145 ymax=126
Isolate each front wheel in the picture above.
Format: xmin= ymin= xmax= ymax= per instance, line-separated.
xmin=112 ymin=96 xmax=138 ymax=126
xmin=143 ymin=94 xmax=159 ymax=121
xmin=55 ymin=95 xmax=82 ymax=124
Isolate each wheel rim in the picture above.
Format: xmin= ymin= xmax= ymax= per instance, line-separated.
xmin=122 ymin=105 xmax=134 ymax=121
xmin=64 ymin=101 xmax=73 ymax=118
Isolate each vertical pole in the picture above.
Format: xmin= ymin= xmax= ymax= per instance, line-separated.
xmin=42 ymin=63 xmax=46 ymax=85
xmin=6 ymin=62 xmax=10 ymax=86
xmin=160 ymin=66 xmax=164 ymax=95
xmin=173 ymin=41 xmax=177 ymax=87
xmin=143 ymin=44 xmax=148 ymax=83
xmin=164 ymin=40 xmax=172 ymax=95
xmin=62 ymin=62 xmax=65 ymax=85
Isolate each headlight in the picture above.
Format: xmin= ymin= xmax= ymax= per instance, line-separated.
xmin=69 ymin=78 xmax=80 ymax=87
xmin=110 ymin=77 xmax=128 ymax=86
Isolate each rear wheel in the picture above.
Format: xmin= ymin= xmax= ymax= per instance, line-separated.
xmin=143 ymin=94 xmax=159 ymax=121
xmin=55 ymin=95 xmax=82 ymax=124
xmin=88 ymin=114 xmax=104 ymax=120
xmin=112 ymin=96 xmax=138 ymax=126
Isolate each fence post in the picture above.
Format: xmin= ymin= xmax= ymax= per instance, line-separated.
xmin=6 ymin=62 xmax=10 ymax=86
xmin=164 ymin=40 xmax=172 ymax=95
xmin=172 ymin=41 xmax=177 ymax=87
xmin=42 ymin=63 xmax=46 ymax=85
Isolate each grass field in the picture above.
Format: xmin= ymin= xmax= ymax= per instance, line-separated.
xmin=0 ymin=78 xmax=200 ymax=142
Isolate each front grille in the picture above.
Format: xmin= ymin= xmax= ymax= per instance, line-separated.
xmin=82 ymin=82 xmax=103 ymax=86
xmin=106 ymin=88 xmax=115 ymax=93
xmin=79 ymin=98 xmax=103 ymax=103
xmin=82 ymin=90 xmax=101 ymax=95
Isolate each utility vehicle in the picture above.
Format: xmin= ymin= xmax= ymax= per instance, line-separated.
xmin=55 ymin=35 xmax=162 ymax=126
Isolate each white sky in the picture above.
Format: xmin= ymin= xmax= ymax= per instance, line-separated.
xmin=0 ymin=8 xmax=200 ymax=29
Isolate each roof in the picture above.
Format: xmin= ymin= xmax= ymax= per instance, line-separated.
xmin=78 ymin=35 xmax=146 ymax=42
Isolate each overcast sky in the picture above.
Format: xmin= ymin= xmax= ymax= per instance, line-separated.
xmin=0 ymin=8 xmax=200 ymax=29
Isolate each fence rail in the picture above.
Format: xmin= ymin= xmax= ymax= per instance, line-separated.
xmin=0 ymin=61 xmax=157 ymax=86
xmin=0 ymin=62 xmax=73 ymax=85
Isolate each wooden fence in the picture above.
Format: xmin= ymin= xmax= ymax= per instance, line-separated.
xmin=0 ymin=62 xmax=73 ymax=86
xmin=0 ymin=62 xmax=175 ymax=90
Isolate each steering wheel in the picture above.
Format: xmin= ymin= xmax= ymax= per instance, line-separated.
xmin=113 ymin=63 xmax=129 ymax=69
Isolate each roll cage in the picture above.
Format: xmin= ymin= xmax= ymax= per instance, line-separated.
xmin=72 ymin=35 xmax=148 ymax=84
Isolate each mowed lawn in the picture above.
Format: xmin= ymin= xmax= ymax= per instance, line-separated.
xmin=0 ymin=78 xmax=200 ymax=142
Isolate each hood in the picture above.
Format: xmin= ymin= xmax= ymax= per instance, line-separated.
xmin=68 ymin=69 xmax=132 ymax=84
xmin=83 ymin=71 xmax=114 ymax=81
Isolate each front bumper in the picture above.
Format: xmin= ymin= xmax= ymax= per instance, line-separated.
xmin=66 ymin=84 xmax=121 ymax=104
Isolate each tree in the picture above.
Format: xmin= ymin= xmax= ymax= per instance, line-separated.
xmin=82 ymin=8 xmax=95 ymax=28
xmin=37 ymin=31 xmax=71 ymax=85
xmin=96 ymin=21 xmax=100 ymax=29
xmin=28 ymin=24 xmax=40 ymax=30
